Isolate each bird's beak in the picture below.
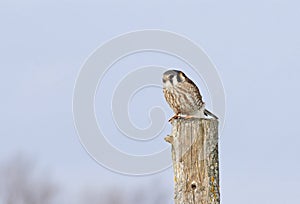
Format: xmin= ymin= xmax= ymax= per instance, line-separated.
xmin=162 ymin=75 xmax=168 ymax=83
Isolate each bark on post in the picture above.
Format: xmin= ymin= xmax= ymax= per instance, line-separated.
xmin=165 ymin=118 xmax=220 ymax=204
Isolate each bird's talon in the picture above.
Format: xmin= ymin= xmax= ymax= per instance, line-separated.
xmin=183 ymin=115 xmax=195 ymax=119
xmin=168 ymin=115 xmax=179 ymax=122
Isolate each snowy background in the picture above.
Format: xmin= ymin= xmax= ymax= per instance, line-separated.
xmin=1 ymin=0 xmax=300 ymax=203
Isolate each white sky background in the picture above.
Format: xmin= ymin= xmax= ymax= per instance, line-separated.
xmin=1 ymin=0 xmax=300 ymax=203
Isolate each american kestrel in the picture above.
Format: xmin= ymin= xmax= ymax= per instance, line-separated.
xmin=162 ymin=70 xmax=218 ymax=121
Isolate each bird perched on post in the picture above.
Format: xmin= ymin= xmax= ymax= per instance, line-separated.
xmin=162 ymin=69 xmax=218 ymax=121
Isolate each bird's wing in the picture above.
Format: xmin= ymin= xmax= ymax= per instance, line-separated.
xmin=177 ymin=80 xmax=204 ymax=108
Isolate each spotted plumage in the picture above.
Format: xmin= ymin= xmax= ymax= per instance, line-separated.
xmin=162 ymin=70 xmax=218 ymax=121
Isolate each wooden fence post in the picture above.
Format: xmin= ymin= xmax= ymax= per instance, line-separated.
xmin=165 ymin=118 xmax=220 ymax=204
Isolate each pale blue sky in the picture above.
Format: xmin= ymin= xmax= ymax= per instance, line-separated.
xmin=1 ymin=0 xmax=300 ymax=203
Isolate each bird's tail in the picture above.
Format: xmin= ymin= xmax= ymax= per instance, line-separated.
xmin=204 ymin=109 xmax=218 ymax=119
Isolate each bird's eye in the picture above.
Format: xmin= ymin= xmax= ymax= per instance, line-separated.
xmin=162 ymin=78 xmax=166 ymax=83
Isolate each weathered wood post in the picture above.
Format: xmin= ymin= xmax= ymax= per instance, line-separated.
xmin=165 ymin=118 xmax=220 ymax=204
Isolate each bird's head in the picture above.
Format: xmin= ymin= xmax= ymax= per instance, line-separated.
xmin=162 ymin=69 xmax=187 ymax=88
